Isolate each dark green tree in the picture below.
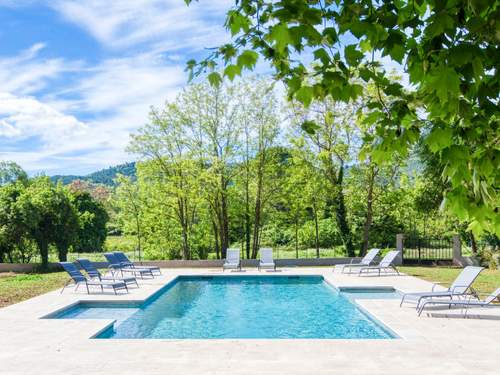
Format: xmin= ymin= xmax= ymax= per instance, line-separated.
xmin=71 ymin=191 xmax=109 ymax=252
xmin=21 ymin=177 xmax=78 ymax=266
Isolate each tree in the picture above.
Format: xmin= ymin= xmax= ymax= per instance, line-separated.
xmin=291 ymin=98 xmax=360 ymax=256
xmin=187 ymin=0 xmax=500 ymax=237
xmin=129 ymin=105 xmax=202 ymax=260
xmin=0 ymin=182 xmax=36 ymax=263
xmin=0 ymin=161 xmax=28 ymax=186
xmin=114 ymin=174 xmax=145 ymax=260
xmin=70 ymin=190 xmax=109 ymax=253
xmin=179 ymin=82 xmax=242 ymax=259
xmin=21 ymin=177 xmax=78 ymax=266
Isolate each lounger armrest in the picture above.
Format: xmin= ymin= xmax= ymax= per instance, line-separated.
xmin=450 ymin=284 xmax=470 ymax=294
xmin=431 ymin=282 xmax=445 ymax=292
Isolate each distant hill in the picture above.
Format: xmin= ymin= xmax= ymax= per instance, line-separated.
xmin=51 ymin=162 xmax=136 ymax=186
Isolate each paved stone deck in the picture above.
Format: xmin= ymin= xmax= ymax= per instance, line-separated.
xmin=0 ymin=267 xmax=499 ymax=374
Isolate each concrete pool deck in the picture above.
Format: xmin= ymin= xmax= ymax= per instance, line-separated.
xmin=0 ymin=267 xmax=499 ymax=375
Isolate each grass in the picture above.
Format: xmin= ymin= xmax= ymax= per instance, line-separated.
xmin=0 ymin=271 xmax=67 ymax=308
xmin=400 ymin=266 xmax=500 ymax=296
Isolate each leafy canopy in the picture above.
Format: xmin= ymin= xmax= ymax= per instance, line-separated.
xmin=185 ymin=0 xmax=499 ymax=236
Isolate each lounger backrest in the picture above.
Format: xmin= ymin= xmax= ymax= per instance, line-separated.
xmin=260 ymin=248 xmax=274 ymax=263
xmin=76 ymin=258 xmax=100 ymax=278
xmin=485 ymin=288 xmax=500 ymax=304
xmin=362 ymin=248 xmax=380 ymax=265
xmin=379 ymin=251 xmax=399 ymax=267
xmin=103 ymin=253 xmax=120 ymax=267
xmin=114 ymin=252 xmax=132 ymax=265
xmin=450 ymin=266 xmax=484 ymax=294
xmin=60 ymin=262 xmax=86 ymax=283
xmin=225 ymin=249 xmax=240 ymax=263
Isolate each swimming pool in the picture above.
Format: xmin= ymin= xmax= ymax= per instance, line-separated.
xmin=48 ymin=276 xmax=398 ymax=339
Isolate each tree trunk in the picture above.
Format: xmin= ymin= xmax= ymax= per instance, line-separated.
xmin=38 ymin=239 xmax=49 ymax=269
xmin=295 ymin=217 xmax=299 ymax=259
xmin=244 ymin=125 xmax=251 ymax=260
xmin=470 ymin=233 xmax=478 ymax=255
xmin=333 ymin=163 xmax=355 ymax=257
xmin=313 ymin=203 xmax=320 ymax=258
xmin=212 ymin=218 xmax=220 ymax=259
xmin=361 ymin=166 xmax=376 ymax=256
xmin=220 ymin=182 xmax=229 ymax=258
xmin=57 ymin=244 xmax=68 ymax=262
xmin=251 ymin=200 xmax=261 ymax=259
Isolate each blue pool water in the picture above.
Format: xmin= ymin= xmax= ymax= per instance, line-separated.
xmin=49 ymin=276 xmax=397 ymax=339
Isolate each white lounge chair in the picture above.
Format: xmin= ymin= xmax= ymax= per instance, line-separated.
xmin=357 ymin=251 xmax=400 ymax=276
xmin=223 ymin=248 xmax=241 ymax=271
xmin=417 ymin=287 xmax=500 ymax=317
xmin=336 ymin=248 xmax=380 ymax=274
xmin=258 ymin=248 xmax=276 ymax=271
xmin=400 ymin=266 xmax=484 ymax=309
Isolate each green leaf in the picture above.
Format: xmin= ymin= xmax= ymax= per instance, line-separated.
xmin=425 ymin=127 xmax=454 ymax=152
xmin=344 ymin=45 xmax=364 ymax=66
xmin=207 ymin=72 xmax=222 ymax=87
xmin=223 ymin=65 xmax=241 ymax=81
xmin=227 ymin=11 xmax=250 ymax=36
xmin=301 ymin=120 xmax=320 ymax=135
xmin=295 ymin=86 xmax=314 ymax=107
xmin=269 ymin=23 xmax=292 ymax=53
xmin=429 ymin=67 xmax=460 ymax=103
xmin=236 ymin=50 xmax=258 ymax=70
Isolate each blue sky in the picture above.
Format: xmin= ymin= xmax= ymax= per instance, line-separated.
xmin=0 ymin=0 xmax=233 ymax=175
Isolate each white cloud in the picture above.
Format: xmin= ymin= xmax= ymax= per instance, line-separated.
xmin=0 ymin=92 xmax=87 ymax=144
xmin=50 ymin=0 xmax=231 ymax=50
xmin=0 ymin=43 xmax=83 ymax=95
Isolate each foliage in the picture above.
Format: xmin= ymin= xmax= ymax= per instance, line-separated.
xmin=70 ymin=191 xmax=109 ymax=253
xmin=0 ymin=166 xmax=110 ymax=266
xmin=0 ymin=161 xmax=28 ymax=186
xmin=187 ymin=0 xmax=500 ymax=237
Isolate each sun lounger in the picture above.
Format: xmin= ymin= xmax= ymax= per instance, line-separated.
xmin=258 ymin=248 xmax=276 ymax=271
xmin=417 ymin=287 xmax=500 ymax=316
xmin=223 ymin=248 xmax=241 ymax=271
xmin=113 ymin=252 xmax=161 ymax=275
xmin=400 ymin=266 xmax=484 ymax=309
xmin=103 ymin=253 xmax=154 ymax=278
xmin=357 ymin=251 xmax=400 ymax=276
xmin=76 ymin=258 xmax=138 ymax=287
xmin=337 ymin=248 xmax=380 ymax=274
xmin=59 ymin=262 xmax=128 ymax=294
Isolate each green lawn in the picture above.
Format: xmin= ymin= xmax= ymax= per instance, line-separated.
xmin=400 ymin=266 xmax=500 ymax=296
xmin=0 ymin=272 xmax=67 ymax=308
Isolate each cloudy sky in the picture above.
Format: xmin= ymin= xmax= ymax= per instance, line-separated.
xmin=0 ymin=0 xmax=234 ymax=175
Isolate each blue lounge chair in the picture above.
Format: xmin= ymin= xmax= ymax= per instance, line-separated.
xmin=103 ymin=253 xmax=154 ymax=279
xmin=113 ymin=252 xmax=161 ymax=275
xmin=400 ymin=266 xmax=484 ymax=309
xmin=76 ymin=258 xmax=139 ymax=287
xmin=59 ymin=262 xmax=128 ymax=294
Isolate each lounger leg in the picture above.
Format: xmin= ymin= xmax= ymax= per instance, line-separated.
xmin=60 ymin=279 xmax=73 ymax=294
